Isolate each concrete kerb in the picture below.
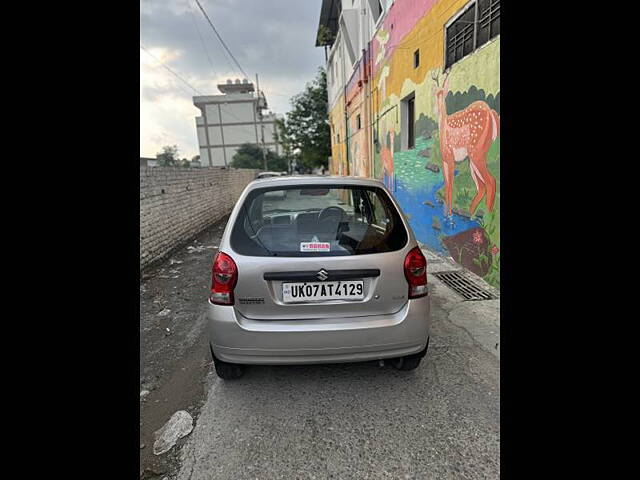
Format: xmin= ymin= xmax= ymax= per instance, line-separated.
xmin=419 ymin=242 xmax=500 ymax=359
xmin=418 ymin=242 xmax=500 ymax=299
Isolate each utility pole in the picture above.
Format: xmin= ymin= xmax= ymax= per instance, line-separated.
xmin=255 ymin=73 xmax=268 ymax=171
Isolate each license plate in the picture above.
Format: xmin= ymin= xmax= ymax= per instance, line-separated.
xmin=282 ymin=280 xmax=364 ymax=303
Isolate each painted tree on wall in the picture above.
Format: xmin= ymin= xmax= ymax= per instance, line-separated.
xmin=446 ymin=86 xmax=500 ymax=116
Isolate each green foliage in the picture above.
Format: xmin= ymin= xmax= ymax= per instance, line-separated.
xmin=476 ymin=195 xmax=500 ymax=289
xmin=456 ymin=187 xmax=472 ymax=206
xmin=278 ymin=67 xmax=331 ymax=170
xmin=473 ymin=252 xmax=490 ymax=268
xmin=430 ymin=130 xmax=442 ymax=166
xmin=156 ymin=145 xmax=180 ymax=167
xmin=231 ymin=143 xmax=288 ymax=171
xmin=484 ymin=253 xmax=500 ymax=288
xmin=274 ymin=117 xmax=294 ymax=170
xmin=393 ymin=128 xmax=401 ymax=153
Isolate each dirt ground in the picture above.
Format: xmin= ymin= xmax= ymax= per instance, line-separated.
xmin=139 ymin=217 xmax=228 ymax=479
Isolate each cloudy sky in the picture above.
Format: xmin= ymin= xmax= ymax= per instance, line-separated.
xmin=140 ymin=0 xmax=326 ymax=159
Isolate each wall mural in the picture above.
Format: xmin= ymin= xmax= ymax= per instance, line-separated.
xmin=326 ymin=0 xmax=500 ymax=286
xmin=380 ymin=129 xmax=395 ymax=191
xmin=369 ymin=0 xmax=501 ymax=287
xmin=388 ymin=76 xmax=500 ymax=287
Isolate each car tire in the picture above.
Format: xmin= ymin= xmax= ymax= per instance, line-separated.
xmin=210 ymin=345 xmax=244 ymax=380
xmin=390 ymin=337 xmax=429 ymax=371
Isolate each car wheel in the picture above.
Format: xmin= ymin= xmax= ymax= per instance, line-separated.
xmin=390 ymin=337 xmax=429 ymax=371
xmin=210 ymin=345 xmax=244 ymax=380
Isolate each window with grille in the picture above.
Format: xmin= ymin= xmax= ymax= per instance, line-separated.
xmin=476 ymin=0 xmax=500 ymax=48
xmin=445 ymin=0 xmax=500 ymax=70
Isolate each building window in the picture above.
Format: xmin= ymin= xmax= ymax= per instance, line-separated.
xmin=407 ymin=98 xmax=415 ymax=149
xmin=413 ymin=49 xmax=420 ymax=68
xmin=445 ymin=0 xmax=500 ymax=70
xmin=356 ymin=114 xmax=362 ymax=130
xmin=476 ymin=0 xmax=501 ymax=48
xmin=401 ymin=92 xmax=415 ymax=150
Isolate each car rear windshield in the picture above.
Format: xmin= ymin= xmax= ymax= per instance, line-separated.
xmin=231 ymin=185 xmax=408 ymax=257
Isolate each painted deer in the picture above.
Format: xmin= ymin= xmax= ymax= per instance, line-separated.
xmin=432 ymin=71 xmax=500 ymax=217
xmin=380 ymin=129 xmax=395 ymax=189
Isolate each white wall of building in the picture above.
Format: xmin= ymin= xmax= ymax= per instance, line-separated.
xmin=224 ymin=124 xmax=258 ymax=145
xmin=220 ymin=102 xmax=255 ymax=123
xmin=327 ymin=32 xmax=346 ymax=110
xmin=262 ymin=122 xmax=276 ymax=144
xmin=196 ymin=126 xmax=206 ymax=146
xmin=199 ymin=147 xmax=209 ymax=166
xmin=325 ymin=0 xmax=392 ymax=109
xmin=194 ymin=92 xmax=281 ymax=167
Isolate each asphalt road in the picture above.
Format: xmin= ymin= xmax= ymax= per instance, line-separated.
xmin=174 ymin=249 xmax=500 ymax=479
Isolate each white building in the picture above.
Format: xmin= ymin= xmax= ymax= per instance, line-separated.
xmin=193 ymin=79 xmax=281 ymax=167
xmin=323 ymin=0 xmax=390 ymax=97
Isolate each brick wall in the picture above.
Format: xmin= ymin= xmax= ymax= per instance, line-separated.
xmin=140 ymin=167 xmax=259 ymax=270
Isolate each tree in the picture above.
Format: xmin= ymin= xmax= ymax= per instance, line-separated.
xmin=278 ymin=67 xmax=331 ymax=171
xmin=231 ymin=143 xmax=288 ymax=171
xmin=156 ymin=145 xmax=180 ymax=167
xmin=275 ymin=117 xmax=294 ymax=172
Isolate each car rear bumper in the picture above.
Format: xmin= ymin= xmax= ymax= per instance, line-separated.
xmin=207 ymin=295 xmax=431 ymax=365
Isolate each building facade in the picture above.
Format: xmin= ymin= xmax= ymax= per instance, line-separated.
xmin=193 ymin=79 xmax=281 ymax=167
xmin=318 ymin=0 xmax=500 ymax=287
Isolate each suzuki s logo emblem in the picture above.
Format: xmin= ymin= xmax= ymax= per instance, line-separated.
xmin=316 ymin=269 xmax=329 ymax=281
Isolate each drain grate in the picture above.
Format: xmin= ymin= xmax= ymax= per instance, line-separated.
xmin=433 ymin=270 xmax=497 ymax=301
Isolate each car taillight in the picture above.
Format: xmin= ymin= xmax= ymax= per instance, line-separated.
xmin=404 ymin=246 xmax=428 ymax=299
xmin=210 ymin=252 xmax=238 ymax=305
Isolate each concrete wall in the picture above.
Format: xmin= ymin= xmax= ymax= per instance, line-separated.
xmin=140 ymin=167 xmax=259 ymax=270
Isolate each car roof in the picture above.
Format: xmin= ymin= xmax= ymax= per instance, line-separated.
xmin=247 ymin=175 xmax=385 ymax=188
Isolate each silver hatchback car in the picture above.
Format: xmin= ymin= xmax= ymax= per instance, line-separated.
xmin=208 ymin=176 xmax=431 ymax=379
